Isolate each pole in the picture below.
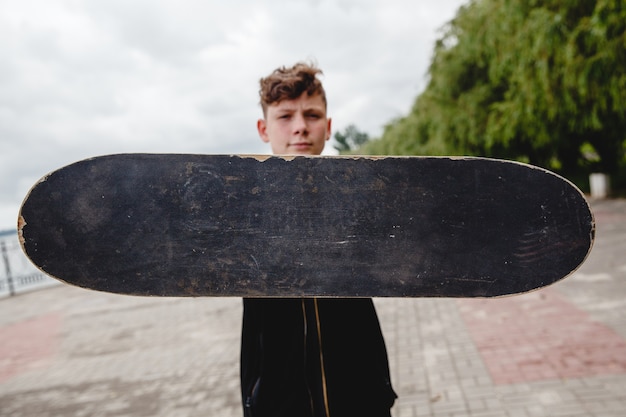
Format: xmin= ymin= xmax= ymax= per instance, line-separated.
xmin=1 ymin=240 xmax=16 ymax=296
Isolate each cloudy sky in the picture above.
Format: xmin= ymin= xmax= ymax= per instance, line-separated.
xmin=1 ymin=0 xmax=466 ymax=231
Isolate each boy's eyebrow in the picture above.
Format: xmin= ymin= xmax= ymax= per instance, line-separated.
xmin=271 ymin=103 xmax=326 ymax=114
xmin=274 ymin=109 xmax=295 ymax=117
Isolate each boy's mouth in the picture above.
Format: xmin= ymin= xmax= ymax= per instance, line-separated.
xmin=290 ymin=142 xmax=312 ymax=150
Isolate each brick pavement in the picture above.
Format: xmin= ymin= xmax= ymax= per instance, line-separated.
xmin=1 ymin=199 xmax=625 ymax=416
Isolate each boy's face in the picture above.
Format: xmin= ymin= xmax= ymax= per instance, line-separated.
xmin=257 ymin=92 xmax=331 ymax=155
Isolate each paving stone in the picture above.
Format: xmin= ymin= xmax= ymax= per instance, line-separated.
xmin=0 ymin=199 xmax=625 ymax=416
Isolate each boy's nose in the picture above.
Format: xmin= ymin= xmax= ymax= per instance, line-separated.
xmin=292 ymin=114 xmax=308 ymax=134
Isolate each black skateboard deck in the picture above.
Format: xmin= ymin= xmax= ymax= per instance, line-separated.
xmin=18 ymin=154 xmax=594 ymax=298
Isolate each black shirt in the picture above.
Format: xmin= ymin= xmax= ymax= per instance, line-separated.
xmin=241 ymin=298 xmax=397 ymax=417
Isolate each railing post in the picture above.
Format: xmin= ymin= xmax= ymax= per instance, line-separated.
xmin=1 ymin=240 xmax=16 ymax=296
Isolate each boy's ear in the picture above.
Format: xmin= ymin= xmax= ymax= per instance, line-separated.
xmin=257 ymin=119 xmax=270 ymax=143
xmin=326 ymin=117 xmax=332 ymax=141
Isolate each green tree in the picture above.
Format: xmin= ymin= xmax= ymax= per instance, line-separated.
xmin=362 ymin=0 xmax=626 ymax=180
xmin=333 ymin=124 xmax=370 ymax=154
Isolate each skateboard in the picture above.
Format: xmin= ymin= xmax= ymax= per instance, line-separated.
xmin=18 ymin=154 xmax=594 ymax=298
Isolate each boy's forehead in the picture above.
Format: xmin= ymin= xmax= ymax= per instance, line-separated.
xmin=269 ymin=92 xmax=326 ymax=111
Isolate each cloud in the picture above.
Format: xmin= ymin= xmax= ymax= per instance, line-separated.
xmin=0 ymin=0 xmax=466 ymax=230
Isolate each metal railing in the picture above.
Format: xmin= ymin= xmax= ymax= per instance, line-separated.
xmin=0 ymin=231 xmax=59 ymax=298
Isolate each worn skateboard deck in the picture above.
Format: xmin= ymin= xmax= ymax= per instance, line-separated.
xmin=18 ymin=154 xmax=594 ymax=298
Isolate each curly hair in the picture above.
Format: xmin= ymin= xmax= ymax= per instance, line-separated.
xmin=259 ymin=62 xmax=327 ymax=116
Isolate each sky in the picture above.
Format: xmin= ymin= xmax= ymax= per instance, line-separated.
xmin=1 ymin=0 xmax=467 ymax=231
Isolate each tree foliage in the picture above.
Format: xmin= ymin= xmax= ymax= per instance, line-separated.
xmin=333 ymin=124 xmax=370 ymax=154
xmin=361 ymin=0 xmax=626 ymax=179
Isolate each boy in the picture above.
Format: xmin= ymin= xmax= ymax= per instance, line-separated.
xmin=240 ymin=63 xmax=397 ymax=417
